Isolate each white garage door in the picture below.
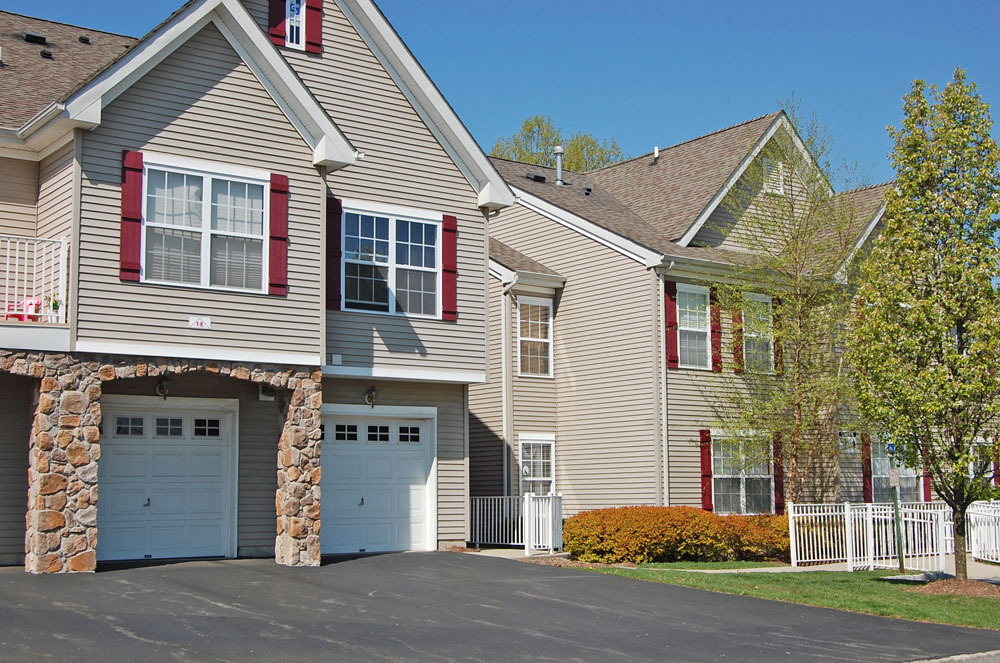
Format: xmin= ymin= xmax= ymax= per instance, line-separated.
xmin=98 ymin=399 xmax=236 ymax=561
xmin=322 ymin=417 xmax=432 ymax=554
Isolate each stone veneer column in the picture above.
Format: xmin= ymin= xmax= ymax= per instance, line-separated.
xmin=21 ymin=355 xmax=102 ymax=574
xmin=275 ymin=369 xmax=324 ymax=566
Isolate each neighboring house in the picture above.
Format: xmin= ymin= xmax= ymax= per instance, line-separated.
xmin=469 ymin=113 xmax=900 ymax=519
xmin=0 ymin=0 xmax=513 ymax=573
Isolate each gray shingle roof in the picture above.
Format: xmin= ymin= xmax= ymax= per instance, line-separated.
xmin=588 ymin=113 xmax=781 ymax=241
xmin=489 ymin=238 xmax=562 ymax=277
xmin=0 ymin=11 xmax=137 ymax=129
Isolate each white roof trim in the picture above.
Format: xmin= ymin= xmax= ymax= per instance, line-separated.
xmin=489 ymin=260 xmax=517 ymax=284
xmin=513 ymin=187 xmax=664 ymax=268
xmin=335 ymin=0 xmax=514 ymax=212
xmin=487 ymin=258 xmax=564 ymax=288
xmin=677 ymin=113 xmax=832 ymax=247
xmin=835 ymin=201 xmax=887 ymax=281
xmin=60 ymin=0 xmax=358 ymax=170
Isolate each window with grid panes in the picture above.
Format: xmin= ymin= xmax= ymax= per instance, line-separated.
xmin=871 ymin=437 xmax=920 ymax=502
xmin=677 ymin=284 xmax=710 ymax=369
xmin=712 ymin=435 xmax=773 ymax=514
xmin=520 ymin=439 xmax=554 ymax=495
xmin=518 ymin=297 xmax=552 ymax=377
xmin=743 ymin=293 xmax=774 ymax=373
xmin=285 ymin=0 xmax=305 ymax=49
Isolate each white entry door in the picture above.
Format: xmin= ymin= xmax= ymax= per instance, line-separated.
xmin=98 ymin=398 xmax=236 ymax=561
xmin=321 ymin=416 xmax=433 ymax=553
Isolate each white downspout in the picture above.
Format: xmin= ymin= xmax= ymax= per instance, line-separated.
xmin=659 ymin=270 xmax=670 ymax=505
xmin=501 ymin=289 xmax=512 ymax=497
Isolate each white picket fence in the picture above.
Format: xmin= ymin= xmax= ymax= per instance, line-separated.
xmin=969 ymin=501 xmax=1000 ymax=564
xmin=470 ymin=493 xmax=563 ymax=555
xmin=1 ymin=234 xmax=69 ymax=324
xmin=789 ymin=502 xmax=952 ymax=573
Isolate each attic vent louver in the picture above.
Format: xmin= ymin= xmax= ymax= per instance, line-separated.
xmin=525 ymin=173 xmax=546 ymax=183
xmin=40 ymin=49 xmax=53 ymax=59
xmin=79 ymin=35 xmax=91 ymax=44
xmin=22 ymin=31 xmax=47 ymax=45
xmin=584 ymin=187 xmax=593 ymax=196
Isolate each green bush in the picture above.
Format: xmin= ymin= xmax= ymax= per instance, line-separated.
xmin=563 ymin=506 xmax=790 ymax=565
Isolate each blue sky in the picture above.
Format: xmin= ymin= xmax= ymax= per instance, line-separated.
xmin=10 ymin=0 xmax=999 ymax=186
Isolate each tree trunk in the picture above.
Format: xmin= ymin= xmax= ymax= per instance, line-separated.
xmin=953 ymin=506 xmax=968 ymax=581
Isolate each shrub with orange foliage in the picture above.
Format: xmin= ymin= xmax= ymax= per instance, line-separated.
xmin=563 ymin=506 xmax=790 ymax=564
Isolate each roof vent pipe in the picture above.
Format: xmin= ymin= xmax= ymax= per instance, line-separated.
xmin=553 ymin=145 xmax=565 ymax=186
xmin=654 ymin=146 xmax=660 ymax=162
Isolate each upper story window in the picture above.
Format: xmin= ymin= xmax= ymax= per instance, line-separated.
xmin=762 ymin=157 xmax=785 ymax=196
xmin=342 ymin=203 xmax=441 ymax=318
xmin=518 ymin=296 xmax=553 ymax=377
xmin=677 ymin=283 xmax=710 ymax=369
xmin=142 ymin=155 xmax=269 ymax=293
xmin=743 ymin=293 xmax=774 ymax=373
xmin=713 ymin=434 xmax=773 ymax=515
xmin=285 ymin=0 xmax=305 ymax=50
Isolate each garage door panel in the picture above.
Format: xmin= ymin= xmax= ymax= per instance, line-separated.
xmin=329 ymin=523 xmax=361 ymax=548
xmin=104 ymin=488 xmax=147 ymax=516
xmin=150 ymin=449 xmax=186 ymax=477
xmin=189 ymin=523 xmax=225 ymax=552
xmin=190 ymin=487 xmax=224 ymax=515
xmin=329 ymin=454 xmax=361 ymax=479
xmin=104 ymin=448 xmax=147 ymax=478
xmin=364 ymin=455 xmax=392 ymax=479
xmin=190 ymin=449 xmax=225 ymax=478
xmin=149 ymin=524 xmax=186 ymax=553
xmin=104 ymin=524 xmax=147 ymax=557
xmin=363 ymin=522 xmax=394 ymax=546
xmin=397 ymin=457 xmax=426 ymax=480
xmin=363 ymin=489 xmax=393 ymax=515
xmin=149 ymin=487 xmax=186 ymax=516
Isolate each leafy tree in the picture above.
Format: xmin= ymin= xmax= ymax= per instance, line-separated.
xmin=850 ymin=69 xmax=1000 ymax=579
xmin=711 ymin=106 xmax=873 ymax=504
xmin=489 ymin=115 xmax=628 ymax=172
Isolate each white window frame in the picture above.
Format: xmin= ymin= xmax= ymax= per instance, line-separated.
xmin=871 ymin=436 xmax=923 ymax=503
xmin=518 ymin=433 xmax=555 ymax=496
xmin=762 ymin=157 xmax=785 ymax=196
xmin=140 ymin=153 xmax=271 ymax=295
xmin=742 ymin=292 xmax=774 ymax=374
xmin=516 ymin=296 xmax=554 ymax=378
xmin=677 ymin=283 xmax=711 ymax=370
xmin=285 ymin=0 xmax=306 ymax=50
xmin=710 ymin=430 xmax=775 ymax=515
xmin=340 ymin=200 xmax=443 ymax=320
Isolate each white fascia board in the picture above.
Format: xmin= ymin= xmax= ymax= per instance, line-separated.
xmin=488 ymin=260 xmax=516 ymax=285
xmin=75 ymin=340 xmax=322 ymax=366
xmin=0 ymin=325 xmax=71 ymax=352
xmin=835 ymin=203 xmax=886 ymax=282
xmin=512 ymin=188 xmax=664 ymax=267
xmin=487 ymin=259 xmax=563 ymax=289
xmin=61 ymin=0 xmax=357 ymax=171
xmin=322 ymin=364 xmax=487 ymax=384
xmin=322 ymin=403 xmax=438 ymax=418
xmin=335 ymin=0 xmax=514 ymax=211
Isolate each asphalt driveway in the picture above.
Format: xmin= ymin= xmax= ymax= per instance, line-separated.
xmin=1 ymin=553 xmax=998 ymax=662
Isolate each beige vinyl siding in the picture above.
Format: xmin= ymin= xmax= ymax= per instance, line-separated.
xmin=491 ymin=205 xmax=660 ymax=516
xmin=100 ymin=374 xmax=282 ymax=555
xmin=323 ymin=379 xmax=467 ymax=544
xmin=0 ymin=157 xmax=38 ymax=236
xmin=76 ymin=24 xmax=324 ymax=359
xmin=242 ymin=0 xmax=487 ymax=374
xmin=469 ymin=276 xmax=505 ymax=497
xmin=0 ymin=375 xmax=32 ymax=564
xmin=36 ymin=142 xmax=75 ymax=240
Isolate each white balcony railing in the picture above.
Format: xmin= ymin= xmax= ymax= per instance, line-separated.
xmin=1 ymin=234 xmax=69 ymax=325
xmin=470 ymin=493 xmax=563 ymax=555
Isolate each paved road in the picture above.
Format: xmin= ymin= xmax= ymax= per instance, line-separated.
xmin=0 ymin=553 xmax=997 ymax=662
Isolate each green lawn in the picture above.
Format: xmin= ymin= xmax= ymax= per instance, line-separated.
xmin=638 ymin=561 xmax=785 ymax=570
xmin=599 ymin=568 xmax=1000 ymax=630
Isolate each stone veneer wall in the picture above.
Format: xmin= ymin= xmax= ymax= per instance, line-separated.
xmin=0 ymin=350 xmax=322 ymax=573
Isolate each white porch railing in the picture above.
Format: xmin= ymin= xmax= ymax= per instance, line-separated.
xmin=789 ymin=502 xmax=951 ymax=573
xmin=969 ymin=501 xmax=1000 ymax=564
xmin=1 ymin=234 xmax=69 ymax=324
xmin=470 ymin=493 xmax=563 ymax=556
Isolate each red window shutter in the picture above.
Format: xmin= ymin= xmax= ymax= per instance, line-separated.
xmin=773 ymin=296 xmax=784 ymax=374
xmin=326 ymin=196 xmax=342 ymax=310
xmin=861 ymin=433 xmax=873 ymax=503
xmin=993 ymin=455 xmax=999 ymax=487
xmin=700 ymin=429 xmax=713 ymax=511
xmin=268 ymin=174 xmax=289 ymax=296
xmin=732 ymin=307 xmax=745 ymax=374
xmin=268 ymin=0 xmax=286 ymax=46
xmin=710 ymin=287 xmax=722 ymax=372
xmin=442 ymin=215 xmax=458 ymax=321
xmin=120 ymin=150 xmax=143 ymax=282
xmin=773 ymin=434 xmax=785 ymax=515
xmin=304 ymin=0 xmax=322 ymax=53
xmin=664 ymin=281 xmax=679 ymax=369
xmin=922 ymin=470 xmax=932 ymax=502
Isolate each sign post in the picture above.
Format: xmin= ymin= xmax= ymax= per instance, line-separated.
xmin=889 ymin=467 xmax=905 ymax=573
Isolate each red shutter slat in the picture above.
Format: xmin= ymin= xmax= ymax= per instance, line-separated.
xmin=326 ymin=197 xmax=342 ymax=310
xmin=700 ymin=429 xmax=713 ymax=511
xmin=861 ymin=433 xmax=873 ymax=503
xmin=922 ymin=470 xmax=932 ymax=502
xmin=120 ymin=150 xmax=143 ymax=282
xmin=773 ymin=296 xmax=784 ymax=374
xmin=732 ymin=307 xmax=745 ymax=374
xmin=773 ymin=434 xmax=785 ymax=515
xmin=710 ymin=286 xmax=722 ymax=372
xmin=268 ymin=174 xmax=289 ymax=296
xmin=442 ymin=215 xmax=458 ymax=321
xmin=268 ymin=0 xmax=286 ymax=46
xmin=664 ymin=281 xmax=679 ymax=369
xmin=304 ymin=0 xmax=322 ymax=53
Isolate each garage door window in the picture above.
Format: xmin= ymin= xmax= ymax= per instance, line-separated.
xmin=399 ymin=426 xmax=420 ymax=443
xmin=194 ymin=418 xmax=221 ymax=437
xmin=156 ymin=417 xmax=183 ymax=437
xmin=368 ymin=425 xmax=390 ymax=442
xmin=116 ymin=416 xmax=144 ymax=436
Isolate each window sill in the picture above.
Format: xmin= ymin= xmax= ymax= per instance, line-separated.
xmin=677 ymin=364 xmax=713 ymax=371
xmin=339 ymin=307 xmax=441 ymax=322
xmin=139 ymin=279 xmax=269 ymax=297
xmin=517 ymin=373 xmax=554 ymax=380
